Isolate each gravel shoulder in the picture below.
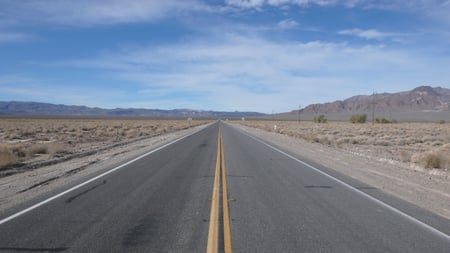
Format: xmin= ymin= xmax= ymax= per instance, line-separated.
xmin=0 ymin=124 xmax=209 ymax=216
xmin=232 ymin=123 xmax=450 ymax=220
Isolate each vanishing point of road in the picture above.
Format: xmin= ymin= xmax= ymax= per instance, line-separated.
xmin=0 ymin=121 xmax=449 ymax=252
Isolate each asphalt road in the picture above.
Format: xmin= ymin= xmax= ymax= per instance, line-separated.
xmin=0 ymin=121 xmax=449 ymax=252
xmin=221 ymin=123 xmax=450 ymax=252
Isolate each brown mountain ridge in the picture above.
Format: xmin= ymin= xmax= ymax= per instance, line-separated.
xmin=287 ymin=86 xmax=450 ymax=122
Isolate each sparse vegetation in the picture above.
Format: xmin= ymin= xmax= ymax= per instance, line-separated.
xmin=29 ymin=144 xmax=49 ymax=155
xmin=0 ymin=118 xmax=210 ymax=170
xmin=235 ymin=120 xmax=450 ymax=170
xmin=0 ymin=145 xmax=17 ymax=168
xmin=412 ymin=151 xmax=448 ymax=169
xmin=400 ymin=150 xmax=411 ymax=163
xmin=349 ymin=114 xmax=367 ymax=124
xmin=314 ymin=114 xmax=327 ymax=123
xmin=376 ymin=118 xmax=398 ymax=124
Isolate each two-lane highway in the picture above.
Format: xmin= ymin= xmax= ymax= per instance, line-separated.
xmin=0 ymin=121 xmax=449 ymax=252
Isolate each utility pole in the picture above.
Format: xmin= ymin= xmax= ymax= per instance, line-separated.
xmin=298 ymin=104 xmax=302 ymax=122
xmin=312 ymin=104 xmax=319 ymax=118
xmin=371 ymin=90 xmax=376 ymax=125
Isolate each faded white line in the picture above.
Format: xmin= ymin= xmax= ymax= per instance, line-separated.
xmin=230 ymin=124 xmax=450 ymax=242
xmin=0 ymin=125 xmax=209 ymax=225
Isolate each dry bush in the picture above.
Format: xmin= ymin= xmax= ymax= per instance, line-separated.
xmin=47 ymin=143 xmax=67 ymax=157
xmin=412 ymin=152 xmax=447 ymax=169
xmin=236 ymin=120 xmax=450 ymax=170
xmin=314 ymin=115 xmax=327 ymax=123
xmin=10 ymin=144 xmax=27 ymax=158
xmin=350 ymin=114 xmax=367 ymax=123
xmin=20 ymin=129 xmax=35 ymax=137
xmin=0 ymin=145 xmax=17 ymax=168
xmin=400 ymin=150 xmax=411 ymax=162
xmin=411 ymin=143 xmax=450 ymax=169
xmin=336 ymin=137 xmax=350 ymax=146
xmin=29 ymin=144 xmax=49 ymax=155
xmin=0 ymin=118 xmax=211 ymax=168
xmin=125 ymin=129 xmax=139 ymax=138
xmin=374 ymin=140 xmax=390 ymax=146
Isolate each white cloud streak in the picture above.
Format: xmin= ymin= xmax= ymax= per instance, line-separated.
xmin=224 ymin=0 xmax=360 ymax=8
xmin=59 ymin=34 xmax=449 ymax=112
xmin=2 ymin=0 xmax=449 ymax=33
xmin=277 ymin=19 xmax=299 ymax=29
xmin=338 ymin=29 xmax=395 ymax=40
xmin=0 ymin=31 xmax=34 ymax=42
xmin=1 ymin=1 xmax=449 ymax=112
xmin=224 ymin=0 xmax=450 ymax=27
xmin=224 ymin=0 xmax=448 ymax=9
xmin=0 ymin=0 xmax=208 ymax=27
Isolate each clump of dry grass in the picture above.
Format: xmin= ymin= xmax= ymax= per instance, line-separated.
xmin=412 ymin=151 xmax=448 ymax=169
xmin=411 ymin=143 xmax=450 ymax=169
xmin=236 ymin=120 xmax=450 ymax=170
xmin=0 ymin=145 xmax=17 ymax=168
xmin=0 ymin=117 xmax=211 ymax=170
xmin=0 ymin=142 xmax=70 ymax=169
xmin=29 ymin=144 xmax=49 ymax=155
xmin=47 ymin=143 xmax=67 ymax=157
xmin=399 ymin=150 xmax=411 ymax=163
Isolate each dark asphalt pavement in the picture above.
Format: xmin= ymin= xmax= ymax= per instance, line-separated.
xmin=221 ymin=123 xmax=450 ymax=252
xmin=0 ymin=123 xmax=218 ymax=252
xmin=0 ymin=121 xmax=449 ymax=252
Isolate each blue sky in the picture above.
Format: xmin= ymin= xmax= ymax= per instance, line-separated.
xmin=0 ymin=0 xmax=449 ymax=113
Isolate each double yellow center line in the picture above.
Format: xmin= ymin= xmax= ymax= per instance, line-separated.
xmin=207 ymin=128 xmax=233 ymax=253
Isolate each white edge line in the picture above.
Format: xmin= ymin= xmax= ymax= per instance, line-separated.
xmin=0 ymin=125 xmax=208 ymax=226
xmin=230 ymin=124 xmax=450 ymax=241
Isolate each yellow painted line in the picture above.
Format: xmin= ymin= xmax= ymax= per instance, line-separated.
xmin=206 ymin=127 xmax=233 ymax=253
xmin=206 ymin=128 xmax=221 ymax=253
xmin=221 ymin=134 xmax=233 ymax=253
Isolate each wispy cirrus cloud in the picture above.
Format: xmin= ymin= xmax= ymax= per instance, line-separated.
xmin=1 ymin=0 xmax=449 ymax=112
xmin=277 ymin=19 xmax=299 ymax=29
xmin=224 ymin=0 xmax=353 ymax=8
xmin=224 ymin=0 xmax=448 ymax=10
xmin=338 ymin=29 xmax=387 ymax=40
xmin=56 ymin=33 xmax=449 ymax=112
xmin=0 ymin=0 xmax=210 ymax=27
xmin=337 ymin=28 xmax=411 ymax=42
xmin=0 ymin=31 xmax=34 ymax=43
xmin=224 ymin=0 xmax=450 ymax=27
xmin=2 ymin=0 xmax=450 ymax=28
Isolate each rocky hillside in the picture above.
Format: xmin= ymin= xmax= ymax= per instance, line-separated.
xmin=285 ymin=86 xmax=450 ymax=121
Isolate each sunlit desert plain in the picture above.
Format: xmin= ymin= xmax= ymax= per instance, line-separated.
xmin=0 ymin=118 xmax=210 ymax=171
xmin=235 ymin=120 xmax=450 ymax=170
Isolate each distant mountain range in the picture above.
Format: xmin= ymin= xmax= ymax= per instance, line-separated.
xmin=282 ymin=86 xmax=450 ymax=121
xmin=0 ymin=101 xmax=265 ymax=118
xmin=2 ymin=86 xmax=449 ymax=121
